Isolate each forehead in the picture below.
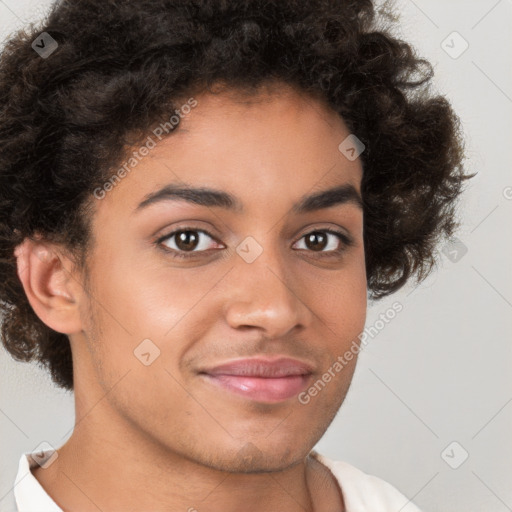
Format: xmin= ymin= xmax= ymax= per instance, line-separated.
xmin=90 ymin=83 xmax=363 ymax=223
xmin=180 ymin=82 xmax=346 ymax=137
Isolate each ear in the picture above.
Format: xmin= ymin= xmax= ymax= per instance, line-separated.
xmin=14 ymin=237 xmax=85 ymax=335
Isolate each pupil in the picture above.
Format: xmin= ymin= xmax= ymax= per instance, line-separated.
xmin=306 ymin=232 xmax=327 ymax=251
xmin=176 ymin=230 xmax=198 ymax=251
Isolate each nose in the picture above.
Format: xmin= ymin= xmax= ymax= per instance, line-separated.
xmin=222 ymin=245 xmax=314 ymax=339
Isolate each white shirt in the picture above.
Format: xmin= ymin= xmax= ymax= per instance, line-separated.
xmin=11 ymin=449 xmax=422 ymax=511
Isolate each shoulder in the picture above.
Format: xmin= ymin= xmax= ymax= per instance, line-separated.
xmin=310 ymin=450 xmax=423 ymax=512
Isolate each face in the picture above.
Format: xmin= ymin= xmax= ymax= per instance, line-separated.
xmin=71 ymin=83 xmax=367 ymax=472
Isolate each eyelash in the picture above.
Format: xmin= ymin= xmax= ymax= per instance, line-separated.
xmin=156 ymin=227 xmax=354 ymax=260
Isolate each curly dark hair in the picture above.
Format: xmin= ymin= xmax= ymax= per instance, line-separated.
xmin=0 ymin=0 xmax=474 ymax=391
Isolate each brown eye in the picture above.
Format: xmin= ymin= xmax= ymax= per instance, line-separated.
xmin=174 ymin=230 xmax=200 ymax=251
xmin=304 ymin=231 xmax=329 ymax=251
xmin=294 ymin=229 xmax=352 ymax=255
xmin=158 ymin=228 xmax=221 ymax=258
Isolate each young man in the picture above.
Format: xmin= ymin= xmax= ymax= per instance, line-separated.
xmin=0 ymin=0 xmax=472 ymax=510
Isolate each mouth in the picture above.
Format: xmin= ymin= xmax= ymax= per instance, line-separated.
xmin=198 ymin=357 xmax=314 ymax=403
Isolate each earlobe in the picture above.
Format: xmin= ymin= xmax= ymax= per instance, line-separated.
xmin=14 ymin=238 xmax=84 ymax=335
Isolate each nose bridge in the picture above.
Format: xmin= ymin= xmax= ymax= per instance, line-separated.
xmin=222 ymin=233 xmax=312 ymax=336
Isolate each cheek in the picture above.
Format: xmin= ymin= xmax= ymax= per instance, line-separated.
xmin=308 ymin=263 xmax=366 ymax=405
xmin=312 ymin=251 xmax=367 ymax=326
xmin=83 ymin=254 xmax=228 ymax=380
xmin=309 ymin=255 xmax=367 ymax=367
xmin=91 ymin=252 xmax=208 ymax=338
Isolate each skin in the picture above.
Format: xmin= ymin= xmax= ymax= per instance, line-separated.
xmin=15 ymin=81 xmax=367 ymax=512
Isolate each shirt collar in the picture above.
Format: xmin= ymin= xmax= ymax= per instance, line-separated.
xmin=14 ymin=451 xmax=63 ymax=512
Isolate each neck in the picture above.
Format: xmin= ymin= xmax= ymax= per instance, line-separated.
xmin=31 ymin=401 xmax=342 ymax=512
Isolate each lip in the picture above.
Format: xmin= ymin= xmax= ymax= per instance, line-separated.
xmin=199 ymin=357 xmax=315 ymax=403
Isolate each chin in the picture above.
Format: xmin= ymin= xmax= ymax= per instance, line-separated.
xmin=199 ymin=442 xmax=307 ymax=474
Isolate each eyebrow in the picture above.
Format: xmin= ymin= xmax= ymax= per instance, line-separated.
xmin=133 ymin=182 xmax=363 ymax=214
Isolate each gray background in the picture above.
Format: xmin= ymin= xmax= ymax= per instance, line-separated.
xmin=1 ymin=1 xmax=511 ymax=511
